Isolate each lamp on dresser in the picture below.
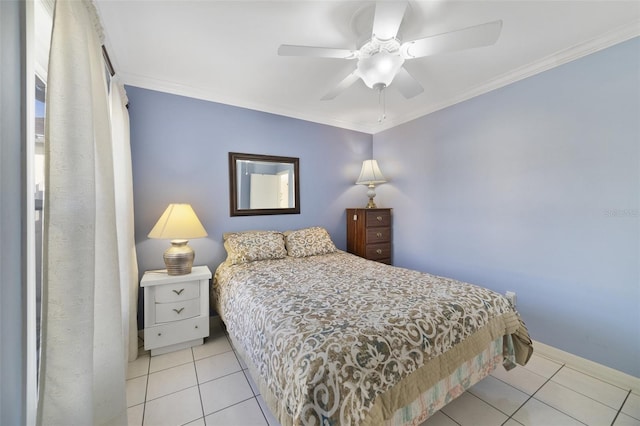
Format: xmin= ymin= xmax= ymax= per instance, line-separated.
xmin=148 ymin=203 xmax=208 ymax=275
xmin=356 ymin=159 xmax=387 ymax=208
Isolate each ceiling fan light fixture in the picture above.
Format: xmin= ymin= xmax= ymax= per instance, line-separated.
xmin=279 ymin=1 xmax=501 ymax=102
xmin=357 ymin=51 xmax=405 ymax=89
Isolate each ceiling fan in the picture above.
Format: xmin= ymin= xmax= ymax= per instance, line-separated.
xmin=278 ymin=1 xmax=502 ymax=101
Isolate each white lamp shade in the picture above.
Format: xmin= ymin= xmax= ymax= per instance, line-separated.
xmin=356 ymin=159 xmax=387 ymax=185
xmin=148 ymin=204 xmax=208 ymax=240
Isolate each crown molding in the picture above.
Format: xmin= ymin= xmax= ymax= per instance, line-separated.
xmin=120 ymin=22 xmax=639 ymax=136
xmin=375 ymin=21 xmax=640 ymax=134
xmin=119 ymin=71 xmax=375 ymax=134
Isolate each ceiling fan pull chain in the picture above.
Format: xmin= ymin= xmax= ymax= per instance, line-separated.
xmin=378 ymin=86 xmax=387 ymax=123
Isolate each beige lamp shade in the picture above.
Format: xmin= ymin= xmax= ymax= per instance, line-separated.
xmin=148 ymin=204 xmax=208 ymax=275
xmin=148 ymin=204 xmax=208 ymax=240
xmin=356 ymin=159 xmax=387 ymax=185
xmin=356 ymin=160 xmax=387 ymax=209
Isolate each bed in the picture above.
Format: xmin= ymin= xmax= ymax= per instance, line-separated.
xmin=213 ymin=227 xmax=533 ymax=426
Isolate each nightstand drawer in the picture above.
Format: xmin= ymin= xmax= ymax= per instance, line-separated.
xmin=144 ymin=316 xmax=209 ymax=351
xmin=365 ymin=227 xmax=390 ymax=244
xmin=365 ymin=210 xmax=390 ymax=227
xmin=155 ymin=298 xmax=200 ymax=323
xmin=366 ymin=243 xmax=391 ymax=260
xmin=154 ymin=281 xmax=199 ymax=303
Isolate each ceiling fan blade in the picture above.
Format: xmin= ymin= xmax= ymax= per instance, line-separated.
xmin=321 ymin=70 xmax=360 ymax=100
xmin=278 ymin=44 xmax=357 ymax=59
xmin=372 ymin=1 xmax=408 ymax=41
xmin=393 ymin=67 xmax=424 ymax=99
xmin=402 ymin=20 xmax=503 ymax=59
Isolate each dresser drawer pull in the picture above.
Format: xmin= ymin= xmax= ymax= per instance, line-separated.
xmin=376 ymin=249 xmax=383 ymax=255
xmin=376 ymin=215 xmax=383 ymax=221
xmin=172 ymin=288 xmax=184 ymax=296
xmin=376 ymin=232 xmax=383 ymax=238
xmin=173 ymin=307 xmax=185 ymax=315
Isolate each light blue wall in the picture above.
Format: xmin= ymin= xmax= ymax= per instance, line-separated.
xmin=127 ymin=86 xmax=372 ymax=277
xmin=1 ymin=1 xmax=28 ymax=423
xmin=373 ymin=38 xmax=640 ymax=376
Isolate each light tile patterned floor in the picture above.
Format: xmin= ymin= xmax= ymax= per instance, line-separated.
xmin=126 ymin=321 xmax=640 ymax=426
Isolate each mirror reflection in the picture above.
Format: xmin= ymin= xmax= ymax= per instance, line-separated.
xmin=229 ymin=152 xmax=300 ymax=216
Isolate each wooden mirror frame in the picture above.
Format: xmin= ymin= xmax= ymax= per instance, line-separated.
xmin=229 ymin=152 xmax=300 ymax=216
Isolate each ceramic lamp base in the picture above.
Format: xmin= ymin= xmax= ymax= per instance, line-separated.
xmin=365 ymin=184 xmax=378 ymax=208
xmin=164 ymin=239 xmax=195 ymax=275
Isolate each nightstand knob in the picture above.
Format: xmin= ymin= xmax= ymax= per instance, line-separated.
xmin=376 ymin=249 xmax=383 ymax=255
xmin=173 ymin=288 xmax=185 ymax=296
xmin=157 ymin=333 xmax=162 ymax=336
xmin=173 ymin=307 xmax=184 ymax=315
xmin=376 ymin=216 xmax=383 ymax=221
xmin=195 ymin=325 xmax=198 ymax=329
xmin=376 ymin=232 xmax=382 ymax=238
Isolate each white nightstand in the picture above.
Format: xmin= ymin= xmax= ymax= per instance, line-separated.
xmin=141 ymin=266 xmax=212 ymax=356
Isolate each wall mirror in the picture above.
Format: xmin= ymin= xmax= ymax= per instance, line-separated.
xmin=229 ymin=152 xmax=300 ymax=216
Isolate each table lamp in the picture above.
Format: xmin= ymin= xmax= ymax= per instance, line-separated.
xmin=356 ymin=159 xmax=387 ymax=208
xmin=148 ymin=203 xmax=208 ymax=275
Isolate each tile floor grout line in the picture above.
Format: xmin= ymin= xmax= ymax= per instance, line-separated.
xmin=144 ymin=383 xmax=200 ymax=404
xmin=489 ymin=371 xmax=546 ymax=407
xmin=253 ymin=395 xmax=272 ymax=426
xmin=519 ymin=364 xmax=600 ymax=426
xmin=506 ymin=363 xmax=568 ymax=425
xmin=196 ymin=368 xmax=246 ymax=387
xmin=503 ymin=392 xmax=536 ymax=426
xmin=238 ymin=364 xmax=271 ymax=425
xmin=468 ymin=380 xmax=528 ymax=423
xmin=148 ymin=359 xmax=195 ymax=375
xmin=202 ymin=395 xmax=257 ymax=418
xmin=501 ymin=415 xmax=524 ymax=426
xmin=559 ymin=364 xmax=631 ymax=392
xmin=440 ymin=410 xmax=462 ymax=425
xmin=195 ymin=347 xmax=236 ymax=362
xmin=141 ymin=353 xmax=150 ymax=426
xmin=132 ymin=340 xmax=149 ymax=426
xmin=547 ymin=370 xmax=629 ymax=412
xmin=462 ymin=390 xmax=513 ymax=423
xmin=523 ymin=398 xmax=590 ymax=426
xmin=610 ymin=390 xmax=632 ymax=426
xmin=191 ymin=346 xmax=208 ymax=424
xmin=180 ymin=417 xmax=204 ymax=426
xmin=193 ymin=347 xmax=235 ymax=362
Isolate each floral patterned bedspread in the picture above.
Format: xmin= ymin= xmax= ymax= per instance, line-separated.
xmin=214 ymin=251 xmax=531 ymax=425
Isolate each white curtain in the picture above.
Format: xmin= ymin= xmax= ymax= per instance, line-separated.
xmin=110 ymin=78 xmax=139 ymax=363
xmin=38 ymin=0 xmax=137 ymax=424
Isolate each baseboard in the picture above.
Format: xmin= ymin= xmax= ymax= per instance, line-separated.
xmin=533 ymin=340 xmax=640 ymax=394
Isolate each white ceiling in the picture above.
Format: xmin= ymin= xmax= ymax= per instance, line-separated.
xmin=95 ymin=1 xmax=640 ymax=134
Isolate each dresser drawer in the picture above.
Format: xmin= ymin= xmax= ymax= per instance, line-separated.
xmin=155 ymin=298 xmax=200 ymax=323
xmin=365 ymin=210 xmax=390 ymax=227
xmin=154 ymin=281 xmax=199 ymax=303
xmin=365 ymin=227 xmax=390 ymax=244
xmin=347 ymin=208 xmax=392 ymax=265
xmin=366 ymin=243 xmax=391 ymax=260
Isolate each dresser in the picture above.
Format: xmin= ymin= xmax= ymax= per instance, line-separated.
xmin=141 ymin=266 xmax=212 ymax=356
xmin=346 ymin=208 xmax=392 ymax=264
